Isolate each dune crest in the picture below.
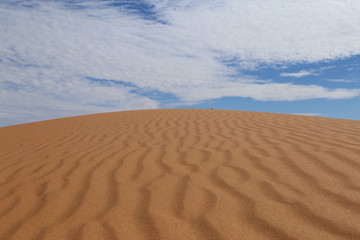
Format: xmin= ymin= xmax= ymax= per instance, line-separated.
xmin=1 ymin=109 xmax=360 ymax=240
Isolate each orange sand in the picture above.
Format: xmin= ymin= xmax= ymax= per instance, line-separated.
xmin=1 ymin=109 xmax=360 ymax=240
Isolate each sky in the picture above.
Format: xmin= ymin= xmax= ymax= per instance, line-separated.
xmin=1 ymin=0 xmax=360 ymax=127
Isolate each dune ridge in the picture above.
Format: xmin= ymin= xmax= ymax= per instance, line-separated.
xmin=1 ymin=109 xmax=360 ymax=240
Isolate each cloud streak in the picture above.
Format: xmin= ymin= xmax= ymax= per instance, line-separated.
xmin=1 ymin=0 xmax=360 ymax=126
xmin=280 ymin=70 xmax=319 ymax=78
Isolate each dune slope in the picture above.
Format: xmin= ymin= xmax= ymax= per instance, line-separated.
xmin=1 ymin=109 xmax=360 ymax=240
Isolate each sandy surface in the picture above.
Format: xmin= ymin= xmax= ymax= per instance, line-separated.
xmin=1 ymin=109 xmax=360 ymax=240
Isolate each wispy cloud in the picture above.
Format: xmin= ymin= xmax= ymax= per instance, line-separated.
xmin=326 ymin=79 xmax=356 ymax=83
xmin=1 ymin=0 xmax=360 ymax=126
xmin=280 ymin=70 xmax=319 ymax=78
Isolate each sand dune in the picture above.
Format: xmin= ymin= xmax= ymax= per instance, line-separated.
xmin=1 ymin=109 xmax=360 ymax=240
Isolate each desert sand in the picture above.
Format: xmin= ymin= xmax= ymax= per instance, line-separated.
xmin=1 ymin=109 xmax=360 ymax=240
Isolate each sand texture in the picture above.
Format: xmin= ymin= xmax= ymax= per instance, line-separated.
xmin=1 ymin=109 xmax=360 ymax=240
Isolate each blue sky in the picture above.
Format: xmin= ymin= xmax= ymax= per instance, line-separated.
xmin=1 ymin=0 xmax=360 ymax=126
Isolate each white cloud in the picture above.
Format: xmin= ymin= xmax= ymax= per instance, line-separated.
xmin=327 ymin=79 xmax=356 ymax=83
xmin=1 ymin=0 xmax=360 ymax=126
xmin=280 ymin=70 xmax=319 ymax=78
xmin=0 ymin=82 xmax=159 ymax=127
xmin=152 ymin=0 xmax=360 ymax=64
xmin=280 ymin=66 xmax=336 ymax=78
xmin=176 ymin=82 xmax=360 ymax=102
